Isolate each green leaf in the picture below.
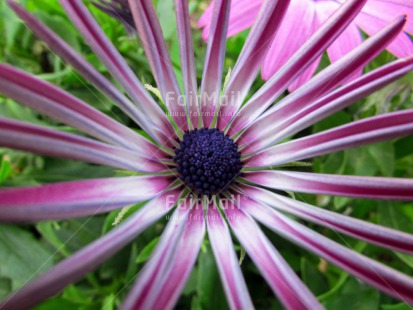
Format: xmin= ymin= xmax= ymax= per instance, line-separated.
xmin=0 ymin=224 xmax=53 ymax=290
xmin=323 ymin=286 xmax=379 ymax=310
xmin=157 ymin=1 xmax=176 ymax=40
xmin=36 ymin=222 xmax=70 ymax=257
xmin=378 ymin=202 xmax=413 ymax=269
xmin=382 ymin=302 xmax=412 ymax=310
xmin=0 ymin=158 xmax=12 ymax=184
xmin=135 ymin=237 xmax=159 ymax=264
xmin=301 ymin=258 xmax=328 ymax=296
xmin=368 ymin=142 xmax=394 ymax=176
xmin=196 ymin=246 xmax=228 ymax=310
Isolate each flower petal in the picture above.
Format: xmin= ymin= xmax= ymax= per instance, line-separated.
xmin=207 ymin=203 xmax=254 ymax=310
xmin=246 ymin=110 xmax=413 ymax=168
xmin=356 ymin=11 xmax=413 ymax=58
xmin=198 ymin=0 xmax=263 ymax=40
xmin=7 ymin=0 xmax=169 ymax=144
xmin=315 ymin=1 xmax=363 ymax=81
xmin=128 ymin=0 xmax=187 ymax=130
xmin=175 ymin=0 xmax=199 ymax=129
xmin=0 ymin=63 xmax=160 ymax=157
xmin=0 ymin=175 xmax=173 ymax=222
xmin=59 ymin=0 xmax=174 ymax=143
xmin=217 ymin=0 xmax=291 ymax=129
xmin=0 ymin=189 xmax=182 ymax=310
xmin=150 ymin=204 xmax=205 ymax=310
xmin=0 ymin=118 xmax=164 ymax=172
xmin=244 ymin=200 xmax=413 ymax=304
xmin=244 ymin=170 xmax=413 ymax=201
xmin=223 ymin=202 xmax=322 ymax=310
xmin=239 ymin=184 xmax=413 ymax=254
xmin=121 ymin=197 xmax=193 ymax=310
xmin=242 ymin=55 xmax=413 ymax=153
xmin=240 ymin=15 xmax=407 ymax=152
xmin=226 ymin=0 xmax=368 ymax=136
xmin=363 ymin=0 xmax=413 ymax=33
xmin=199 ymin=0 xmax=230 ymax=127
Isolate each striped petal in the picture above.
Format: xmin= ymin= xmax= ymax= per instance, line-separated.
xmin=242 ymin=56 xmax=413 ymax=153
xmin=245 ymin=202 xmax=413 ymax=304
xmin=7 ymin=0 xmax=169 ymax=144
xmin=223 ymin=202 xmax=322 ymax=310
xmin=0 ymin=118 xmax=164 ymax=172
xmin=128 ymin=0 xmax=187 ymax=130
xmin=58 ymin=0 xmax=174 ymax=143
xmin=207 ymin=203 xmax=254 ymax=310
xmin=244 ymin=170 xmax=413 ymax=201
xmin=121 ymin=197 xmax=193 ymax=310
xmin=150 ymin=204 xmax=205 ymax=310
xmin=0 ymin=175 xmax=173 ymax=222
xmin=225 ymin=0 xmax=368 ymax=136
xmin=199 ymin=0 xmax=230 ymax=127
xmin=175 ymin=0 xmax=199 ymax=129
xmin=246 ymin=110 xmax=413 ymax=167
xmin=239 ymin=184 xmax=413 ymax=254
xmin=0 ymin=189 xmax=182 ymax=310
xmin=0 ymin=63 xmax=160 ymax=156
xmin=217 ymin=0 xmax=291 ymax=129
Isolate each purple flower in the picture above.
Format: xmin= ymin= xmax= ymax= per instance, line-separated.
xmin=1 ymin=0 xmax=413 ymax=309
xmin=199 ymin=0 xmax=413 ymax=90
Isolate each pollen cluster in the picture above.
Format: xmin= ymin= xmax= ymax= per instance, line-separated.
xmin=173 ymin=128 xmax=242 ymax=196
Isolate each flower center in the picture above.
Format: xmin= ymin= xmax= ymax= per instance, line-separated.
xmin=173 ymin=128 xmax=242 ymax=196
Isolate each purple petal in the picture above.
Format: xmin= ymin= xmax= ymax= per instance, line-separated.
xmin=7 ymin=0 xmax=170 ymax=144
xmin=207 ymin=203 xmax=254 ymax=309
xmin=175 ymin=0 xmax=199 ymax=129
xmin=0 ymin=118 xmax=164 ymax=172
xmin=150 ymin=205 xmax=205 ymax=310
xmin=239 ymin=184 xmax=413 ymax=254
xmin=246 ymin=109 xmax=413 ymax=167
xmin=242 ymin=55 xmax=413 ymax=153
xmin=216 ymin=0 xmax=291 ymax=130
xmin=223 ymin=203 xmax=322 ymax=310
xmin=199 ymin=0 xmax=230 ymax=127
xmin=244 ymin=170 xmax=413 ymax=201
xmin=0 ymin=189 xmax=182 ymax=310
xmin=128 ymin=0 xmax=188 ymax=130
xmin=0 ymin=63 xmax=160 ymax=156
xmin=58 ymin=0 xmax=174 ymax=144
xmin=225 ymin=0 xmax=368 ymax=136
xmin=242 ymin=198 xmax=413 ymax=304
xmin=0 ymin=174 xmax=173 ymax=222
xmin=121 ymin=197 xmax=193 ymax=310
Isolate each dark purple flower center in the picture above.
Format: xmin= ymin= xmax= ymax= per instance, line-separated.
xmin=173 ymin=128 xmax=242 ymax=196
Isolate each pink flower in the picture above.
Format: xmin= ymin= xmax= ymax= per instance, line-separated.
xmin=199 ymin=0 xmax=413 ymax=90
xmin=2 ymin=0 xmax=413 ymax=309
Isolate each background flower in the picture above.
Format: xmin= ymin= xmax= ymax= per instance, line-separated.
xmin=199 ymin=0 xmax=413 ymax=90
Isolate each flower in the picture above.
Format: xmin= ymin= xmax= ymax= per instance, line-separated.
xmin=199 ymin=0 xmax=413 ymax=91
xmin=1 ymin=0 xmax=413 ymax=309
